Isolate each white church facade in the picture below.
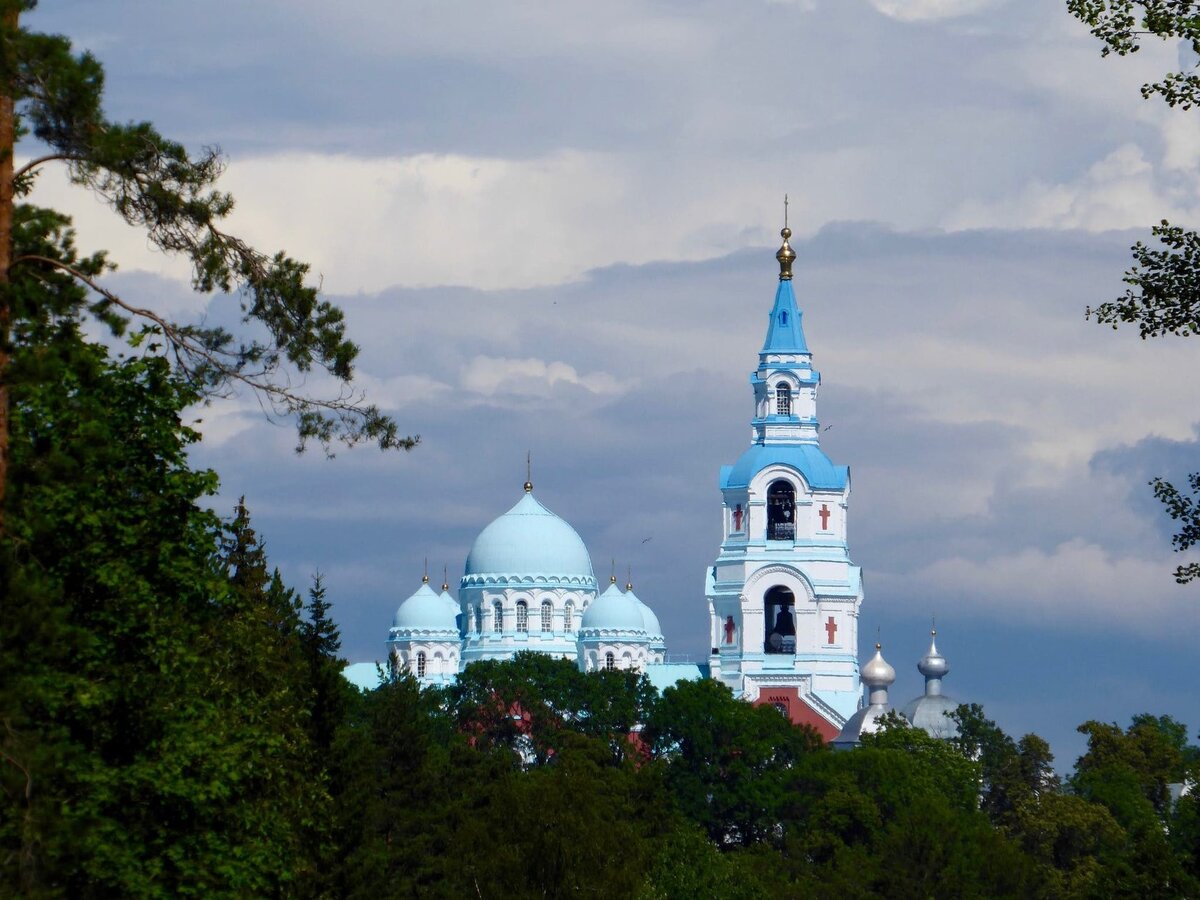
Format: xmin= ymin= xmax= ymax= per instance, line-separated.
xmin=370 ymin=224 xmax=962 ymax=743
xmin=704 ymin=225 xmax=862 ymax=739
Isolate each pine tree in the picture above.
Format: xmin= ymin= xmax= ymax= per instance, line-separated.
xmin=0 ymin=1 xmax=416 ymax=532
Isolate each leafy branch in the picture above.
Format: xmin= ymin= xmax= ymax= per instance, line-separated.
xmin=1151 ymin=473 xmax=1200 ymax=582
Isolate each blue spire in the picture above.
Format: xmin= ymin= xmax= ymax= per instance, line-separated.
xmin=760 ymin=224 xmax=811 ymax=356
xmin=761 ymin=279 xmax=810 ymax=355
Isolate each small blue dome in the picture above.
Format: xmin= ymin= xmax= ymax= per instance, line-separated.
xmin=625 ymin=585 xmax=664 ymax=639
xmin=464 ymin=491 xmax=595 ymax=587
xmin=580 ymin=581 xmax=648 ymax=633
xmin=391 ymin=581 xmax=459 ymax=633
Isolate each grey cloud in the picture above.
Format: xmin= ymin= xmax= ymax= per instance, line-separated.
xmin=1092 ymin=428 xmax=1200 ymax=543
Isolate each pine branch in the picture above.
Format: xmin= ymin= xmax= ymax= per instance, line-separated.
xmin=11 ymin=253 xmax=417 ymax=452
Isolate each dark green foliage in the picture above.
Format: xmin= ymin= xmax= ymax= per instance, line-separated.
xmin=0 ymin=328 xmax=329 ymax=893
xmin=445 ymin=650 xmax=656 ymax=766
xmin=302 ymin=571 xmax=353 ymax=757
xmin=1091 ymin=222 xmax=1200 ymax=339
xmin=1153 ymin=472 xmax=1200 ymax=583
xmin=951 ymin=702 xmax=1060 ymax=829
xmin=1066 ymin=1 xmax=1200 ymax=108
xmin=641 ymin=677 xmax=825 ymax=847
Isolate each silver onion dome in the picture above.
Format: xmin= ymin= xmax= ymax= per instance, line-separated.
xmin=901 ymin=629 xmax=959 ymax=740
xmin=833 ymin=643 xmax=896 ymax=749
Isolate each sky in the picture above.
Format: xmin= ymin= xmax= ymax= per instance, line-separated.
xmin=23 ymin=0 xmax=1200 ymax=766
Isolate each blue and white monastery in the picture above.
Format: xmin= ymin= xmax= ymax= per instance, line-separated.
xmin=371 ymin=224 xmax=962 ymax=743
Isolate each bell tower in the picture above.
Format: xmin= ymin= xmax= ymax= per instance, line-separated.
xmin=706 ymin=220 xmax=864 ymax=737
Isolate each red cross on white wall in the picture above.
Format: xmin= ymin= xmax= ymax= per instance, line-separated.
xmin=824 ymin=616 xmax=837 ymax=643
xmin=819 ymin=504 xmax=831 ymax=530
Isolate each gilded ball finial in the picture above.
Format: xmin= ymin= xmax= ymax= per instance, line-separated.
xmin=610 ymin=574 xmax=617 ymax=584
xmin=422 ymin=574 xmax=430 ymax=584
xmin=523 ymin=480 xmax=533 ymax=493
xmin=875 ymin=641 xmax=882 ymax=650
xmin=776 ymin=226 xmax=796 ymax=281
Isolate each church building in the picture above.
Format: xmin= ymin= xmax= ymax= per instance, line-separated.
xmin=354 ymin=221 xmax=965 ymax=745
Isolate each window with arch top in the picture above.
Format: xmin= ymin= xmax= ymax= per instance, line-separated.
xmin=776 ymin=383 xmax=792 ymax=416
xmin=515 ymin=600 xmax=529 ymax=633
xmin=540 ymin=600 xmax=553 ymax=632
xmin=604 ymin=651 xmax=616 ymax=671
xmin=764 ymin=585 xmax=797 ymax=654
xmin=416 ymin=651 xmax=427 ymax=677
xmin=473 ymin=605 xmax=482 ymax=634
xmin=492 ymin=601 xmax=503 ymax=634
xmin=564 ymin=601 xmax=574 ymax=631
xmin=767 ymin=480 xmax=796 ymax=540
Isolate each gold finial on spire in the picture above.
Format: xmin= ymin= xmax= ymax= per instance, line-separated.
xmin=422 ymin=557 xmax=429 ymax=584
xmin=524 ymin=450 xmax=533 ymax=493
xmin=610 ymin=559 xmax=617 ymax=584
xmin=626 ymin=565 xmax=633 ymax=591
xmin=776 ymin=194 xmax=796 ymax=281
xmin=442 ymin=565 xmax=450 ymax=593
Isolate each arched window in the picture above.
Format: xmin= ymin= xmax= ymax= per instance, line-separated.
xmin=767 ymin=480 xmax=796 ymax=540
xmin=564 ymin=601 xmax=574 ymax=631
xmin=764 ymin=585 xmax=796 ymax=654
xmin=515 ymin=600 xmax=528 ymax=633
xmin=776 ymin=383 xmax=792 ymax=416
xmin=416 ymin=652 xmax=427 ymax=677
xmin=541 ymin=600 xmax=553 ymax=632
xmin=473 ymin=605 xmax=482 ymax=634
xmin=604 ymin=652 xmax=616 ymax=671
xmin=492 ymin=601 xmax=503 ymax=634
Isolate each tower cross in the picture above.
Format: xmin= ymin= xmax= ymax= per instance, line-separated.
xmin=819 ymin=503 xmax=831 ymax=529
xmin=825 ymin=616 xmax=837 ymax=644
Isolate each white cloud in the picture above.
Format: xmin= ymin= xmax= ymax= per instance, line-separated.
xmin=869 ymin=0 xmax=1004 ymax=22
xmin=894 ymin=538 xmax=1191 ymax=639
xmin=460 ymin=356 xmax=631 ymax=398
xmin=943 ymin=144 xmax=1188 ymax=232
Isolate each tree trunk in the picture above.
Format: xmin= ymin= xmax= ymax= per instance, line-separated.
xmin=0 ymin=6 xmax=17 ymax=532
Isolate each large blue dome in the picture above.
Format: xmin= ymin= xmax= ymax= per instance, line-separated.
xmin=462 ymin=490 xmax=596 ymax=588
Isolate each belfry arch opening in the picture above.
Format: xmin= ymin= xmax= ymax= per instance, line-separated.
xmin=776 ymin=383 xmax=791 ymax=416
xmin=767 ymin=480 xmax=796 ymax=540
xmin=764 ymin=585 xmax=796 ymax=654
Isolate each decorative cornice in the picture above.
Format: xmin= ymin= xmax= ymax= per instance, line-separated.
xmin=577 ymin=627 xmax=650 ymax=641
xmin=460 ymin=573 xmax=597 ymax=589
xmin=388 ymin=628 xmax=460 ymax=640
